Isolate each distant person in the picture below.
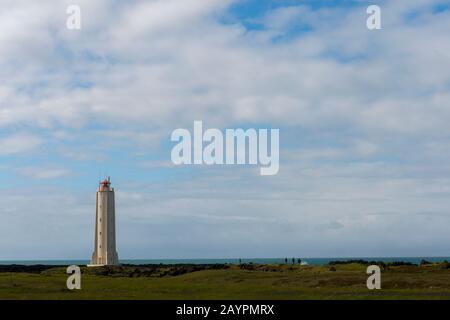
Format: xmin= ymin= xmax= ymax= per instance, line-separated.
xmin=298 ymin=258 xmax=302 ymax=264
xmin=292 ymin=258 xmax=295 ymax=264
xmin=239 ymin=258 xmax=242 ymax=265
xmin=285 ymin=258 xmax=288 ymax=264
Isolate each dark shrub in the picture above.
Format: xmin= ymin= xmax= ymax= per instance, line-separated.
xmin=387 ymin=261 xmax=415 ymax=267
xmin=420 ymin=259 xmax=431 ymax=266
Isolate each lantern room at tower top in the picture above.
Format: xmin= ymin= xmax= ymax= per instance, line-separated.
xmin=99 ymin=177 xmax=112 ymax=191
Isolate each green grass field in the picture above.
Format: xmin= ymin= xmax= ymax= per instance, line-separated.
xmin=1 ymin=263 xmax=450 ymax=300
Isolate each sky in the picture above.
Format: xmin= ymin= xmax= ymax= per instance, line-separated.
xmin=0 ymin=0 xmax=450 ymax=260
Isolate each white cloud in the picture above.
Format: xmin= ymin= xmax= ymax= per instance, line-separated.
xmin=0 ymin=0 xmax=448 ymax=138
xmin=17 ymin=166 xmax=71 ymax=179
xmin=0 ymin=133 xmax=41 ymax=155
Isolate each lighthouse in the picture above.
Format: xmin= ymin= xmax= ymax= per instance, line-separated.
xmin=89 ymin=177 xmax=119 ymax=266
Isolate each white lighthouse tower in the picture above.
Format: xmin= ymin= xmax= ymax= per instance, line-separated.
xmin=89 ymin=177 xmax=119 ymax=266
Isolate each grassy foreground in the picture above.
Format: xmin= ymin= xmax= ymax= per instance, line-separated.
xmin=1 ymin=263 xmax=450 ymax=300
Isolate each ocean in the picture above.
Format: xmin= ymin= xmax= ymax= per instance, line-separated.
xmin=0 ymin=257 xmax=449 ymax=266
